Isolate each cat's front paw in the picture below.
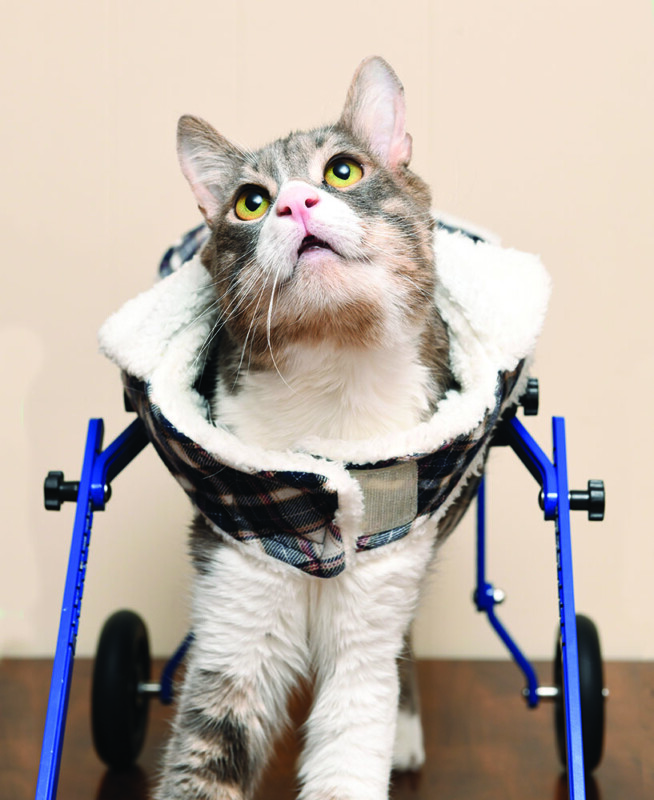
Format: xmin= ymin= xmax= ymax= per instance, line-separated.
xmin=392 ymin=708 xmax=425 ymax=771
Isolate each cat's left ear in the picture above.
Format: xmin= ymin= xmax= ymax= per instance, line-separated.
xmin=177 ymin=115 xmax=243 ymax=225
xmin=339 ymin=56 xmax=412 ymax=170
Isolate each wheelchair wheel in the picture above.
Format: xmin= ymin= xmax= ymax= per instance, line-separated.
xmin=554 ymin=614 xmax=605 ymax=773
xmin=91 ymin=609 xmax=152 ymax=769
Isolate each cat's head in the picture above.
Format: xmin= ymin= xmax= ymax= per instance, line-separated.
xmin=177 ymin=57 xmax=435 ymax=364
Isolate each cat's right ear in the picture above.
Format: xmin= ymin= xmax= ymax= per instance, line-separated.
xmin=177 ymin=115 xmax=240 ymax=226
xmin=339 ymin=57 xmax=413 ymax=170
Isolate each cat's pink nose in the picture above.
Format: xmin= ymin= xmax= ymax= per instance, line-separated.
xmin=276 ymin=182 xmax=320 ymax=225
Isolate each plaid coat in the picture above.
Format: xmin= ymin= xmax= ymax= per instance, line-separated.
xmin=123 ymin=367 xmax=522 ymax=578
xmin=102 ymin=221 xmax=546 ymax=578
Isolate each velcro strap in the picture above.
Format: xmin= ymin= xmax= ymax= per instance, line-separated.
xmin=349 ymin=461 xmax=418 ymax=535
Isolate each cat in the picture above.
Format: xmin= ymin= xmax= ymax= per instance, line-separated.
xmin=155 ymin=56 xmax=454 ymax=800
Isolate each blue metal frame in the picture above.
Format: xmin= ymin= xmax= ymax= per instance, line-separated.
xmin=35 ymin=419 xmax=148 ymax=800
xmin=475 ymin=415 xmax=587 ymax=799
xmin=474 ymin=476 xmax=540 ymax=708
xmin=160 ymin=632 xmax=195 ymax=705
xmin=552 ymin=417 xmax=586 ymax=790
xmin=36 ymin=412 xmax=591 ymax=799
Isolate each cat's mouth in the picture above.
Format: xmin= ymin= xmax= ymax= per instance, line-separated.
xmin=297 ymin=235 xmax=337 ymax=259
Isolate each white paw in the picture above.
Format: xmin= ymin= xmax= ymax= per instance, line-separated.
xmin=392 ymin=709 xmax=425 ymax=771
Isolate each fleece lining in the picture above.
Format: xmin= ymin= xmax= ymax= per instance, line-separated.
xmin=98 ymin=227 xmax=550 ymax=576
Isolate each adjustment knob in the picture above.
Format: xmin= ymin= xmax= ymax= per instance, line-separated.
xmin=519 ymin=378 xmax=539 ymax=416
xmin=569 ymin=479 xmax=605 ymax=521
xmin=44 ymin=471 xmax=80 ymax=511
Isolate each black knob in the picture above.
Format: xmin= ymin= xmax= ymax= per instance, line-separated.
xmin=569 ymin=479 xmax=605 ymax=521
xmin=44 ymin=471 xmax=80 ymax=511
xmin=519 ymin=377 xmax=539 ymax=416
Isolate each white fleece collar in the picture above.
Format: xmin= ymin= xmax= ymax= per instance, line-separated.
xmin=98 ymin=227 xmax=550 ymax=576
xmin=100 ymin=228 xmax=549 ymax=465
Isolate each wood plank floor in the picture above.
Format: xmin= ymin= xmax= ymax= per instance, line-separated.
xmin=1 ymin=659 xmax=651 ymax=799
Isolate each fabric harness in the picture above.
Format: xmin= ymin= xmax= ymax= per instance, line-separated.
xmin=100 ymin=220 xmax=550 ymax=578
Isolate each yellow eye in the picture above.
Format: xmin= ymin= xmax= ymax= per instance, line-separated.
xmin=234 ymin=186 xmax=270 ymax=220
xmin=324 ymin=157 xmax=363 ymax=189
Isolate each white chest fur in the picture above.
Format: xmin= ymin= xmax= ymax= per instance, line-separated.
xmin=214 ymin=338 xmax=435 ymax=451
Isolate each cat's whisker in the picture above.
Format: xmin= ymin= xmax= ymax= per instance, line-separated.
xmin=177 ymin=298 xmax=232 ymax=376
xmin=191 ymin=280 xmax=262 ymax=372
xmin=397 ymin=275 xmax=434 ymax=301
xmin=350 ymin=236 xmax=432 ymax=269
xmin=193 ymin=257 xmax=275 ymax=372
xmin=234 ymin=278 xmax=270 ymax=387
xmin=176 ymin=296 xmax=222 ymax=337
xmin=266 ymin=265 xmax=297 ymax=396
xmin=192 ymin=322 xmax=222 ymax=374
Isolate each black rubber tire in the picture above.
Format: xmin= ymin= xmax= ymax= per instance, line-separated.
xmin=554 ymin=614 xmax=605 ymax=773
xmin=91 ymin=609 xmax=151 ymax=770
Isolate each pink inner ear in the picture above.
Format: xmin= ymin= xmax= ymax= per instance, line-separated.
xmin=178 ymin=146 xmax=220 ymax=223
xmin=362 ymin=98 xmax=410 ymax=168
xmin=189 ymin=177 xmax=219 ymax=223
xmin=344 ymin=59 xmax=412 ymax=170
xmin=386 ymin=99 xmax=412 ymax=168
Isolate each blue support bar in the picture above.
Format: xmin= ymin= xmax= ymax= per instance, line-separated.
xmin=475 ymin=478 xmax=539 ymax=707
xmin=475 ymin=476 xmax=487 ymax=594
xmin=35 ymin=419 xmax=104 ymax=800
xmin=503 ymin=417 xmax=558 ymax=519
xmin=160 ymin=633 xmax=195 ymax=705
xmin=35 ymin=419 xmax=150 ymax=800
xmin=552 ymin=417 xmax=586 ymax=796
xmin=477 ymin=415 xmax=587 ymax=799
xmin=90 ymin=418 xmax=149 ymax=510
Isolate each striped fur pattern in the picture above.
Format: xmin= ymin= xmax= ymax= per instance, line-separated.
xmin=157 ymin=57 xmax=450 ymax=799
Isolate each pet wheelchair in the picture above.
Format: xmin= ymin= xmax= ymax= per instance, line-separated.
xmin=35 ymin=218 xmax=606 ymax=799
xmin=35 ymin=379 xmax=606 ymax=800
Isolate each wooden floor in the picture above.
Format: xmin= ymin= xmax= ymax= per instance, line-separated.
xmin=1 ymin=658 xmax=651 ymax=800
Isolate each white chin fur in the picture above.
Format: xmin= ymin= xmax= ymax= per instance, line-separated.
xmin=215 ymin=337 xmax=435 ymax=451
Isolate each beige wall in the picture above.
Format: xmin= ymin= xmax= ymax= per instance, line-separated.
xmin=1 ymin=1 xmax=653 ymax=661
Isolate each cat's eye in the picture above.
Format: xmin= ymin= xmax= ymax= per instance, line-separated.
xmin=324 ymin=157 xmax=363 ymax=189
xmin=234 ymin=186 xmax=271 ymax=221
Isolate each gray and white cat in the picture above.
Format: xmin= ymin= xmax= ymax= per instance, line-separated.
xmin=156 ymin=57 xmax=454 ymax=800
